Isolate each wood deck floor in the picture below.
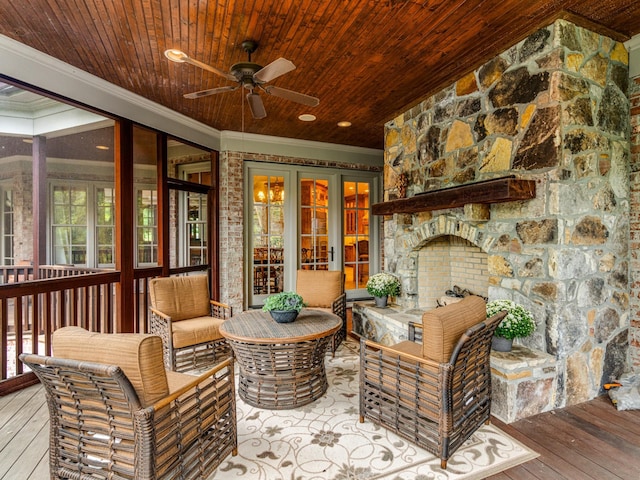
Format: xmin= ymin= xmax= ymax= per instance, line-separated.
xmin=2 ymin=383 xmax=640 ymax=479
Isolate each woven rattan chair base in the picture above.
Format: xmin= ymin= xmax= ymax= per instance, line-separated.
xmin=229 ymin=335 xmax=333 ymax=409
xmin=172 ymin=338 xmax=231 ymax=373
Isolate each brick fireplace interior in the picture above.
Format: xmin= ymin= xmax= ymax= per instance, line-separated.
xmin=418 ymin=235 xmax=488 ymax=308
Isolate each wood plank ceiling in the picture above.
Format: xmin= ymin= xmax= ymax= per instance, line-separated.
xmin=1 ymin=0 xmax=639 ymax=150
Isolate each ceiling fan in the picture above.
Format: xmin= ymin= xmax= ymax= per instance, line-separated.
xmin=164 ymin=40 xmax=319 ymax=119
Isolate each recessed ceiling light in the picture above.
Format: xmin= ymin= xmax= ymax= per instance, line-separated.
xmin=96 ymin=145 xmax=110 ymax=150
xmin=337 ymin=121 xmax=352 ymax=127
xmin=298 ymin=114 xmax=316 ymax=122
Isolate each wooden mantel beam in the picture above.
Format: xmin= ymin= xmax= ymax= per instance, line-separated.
xmin=372 ymin=177 xmax=536 ymax=215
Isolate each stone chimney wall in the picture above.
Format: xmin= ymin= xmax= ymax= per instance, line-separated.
xmin=382 ymin=19 xmax=630 ymax=408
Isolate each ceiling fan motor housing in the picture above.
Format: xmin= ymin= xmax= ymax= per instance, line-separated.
xmin=231 ymin=62 xmax=264 ymax=89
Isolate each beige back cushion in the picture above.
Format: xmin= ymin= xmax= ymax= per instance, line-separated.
xmin=422 ymin=295 xmax=487 ymax=363
xmin=296 ymin=270 xmax=343 ymax=308
xmin=149 ymin=275 xmax=210 ymax=321
xmin=53 ymin=326 xmax=169 ymax=407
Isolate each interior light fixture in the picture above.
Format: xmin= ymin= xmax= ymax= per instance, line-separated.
xmin=22 ymin=138 xmax=33 ymax=144
xmin=96 ymin=145 xmax=110 ymax=150
xmin=337 ymin=121 xmax=352 ymax=127
xmin=298 ymin=114 xmax=316 ymax=122
xmin=256 ymin=182 xmax=284 ymax=203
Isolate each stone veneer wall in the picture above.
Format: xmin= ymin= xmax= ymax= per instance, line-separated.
xmin=630 ymin=76 xmax=640 ymax=368
xmin=383 ymin=19 xmax=630 ymax=409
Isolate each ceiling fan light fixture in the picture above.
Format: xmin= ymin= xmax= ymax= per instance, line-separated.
xmin=164 ymin=49 xmax=188 ymax=63
xmin=337 ymin=121 xmax=352 ymax=127
xmin=298 ymin=114 xmax=316 ymax=122
xmin=167 ymin=40 xmax=319 ymax=116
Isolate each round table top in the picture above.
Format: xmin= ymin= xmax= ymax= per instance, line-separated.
xmin=220 ymin=308 xmax=341 ymax=343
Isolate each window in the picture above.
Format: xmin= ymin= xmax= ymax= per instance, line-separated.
xmin=51 ymin=184 xmax=117 ymax=268
xmin=137 ymin=189 xmax=158 ymax=265
xmin=1 ymin=188 xmax=13 ymax=265
xmin=96 ymin=187 xmax=115 ymax=266
xmin=52 ymin=185 xmax=88 ymax=265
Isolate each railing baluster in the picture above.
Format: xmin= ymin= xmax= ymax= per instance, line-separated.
xmin=33 ymin=294 xmax=40 ymax=355
xmin=44 ymin=292 xmax=52 ymax=356
xmin=1 ymin=299 xmax=7 ymax=380
xmin=15 ymin=296 xmax=23 ymax=375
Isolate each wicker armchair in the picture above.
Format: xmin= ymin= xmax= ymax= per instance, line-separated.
xmin=20 ymin=326 xmax=237 ymax=480
xmin=296 ymin=269 xmax=347 ymax=353
xmin=149 ymin=274 xmax=231 ymax=372
xmin=359 ymin=296 xmax=507 ymax=469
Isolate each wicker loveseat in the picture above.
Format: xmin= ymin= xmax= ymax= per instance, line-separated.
xmin=296 ymin=269 xmax=347 ymax=353
xmin=359 ymin=296 xmax=507 ymax=469
xmin=149 ymin=274 xmax=231 ymax=372
xmin=21 ymin=326 xmax=237 ymax=480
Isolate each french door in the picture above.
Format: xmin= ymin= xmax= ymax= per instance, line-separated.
xmin=246 ymin=164 xmax=378 ymax=307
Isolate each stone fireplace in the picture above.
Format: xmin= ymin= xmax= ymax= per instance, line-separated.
xmin=362 ymin=19 xmax=631 ymax=420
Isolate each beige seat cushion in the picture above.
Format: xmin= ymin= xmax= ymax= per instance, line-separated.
xmin=296 ymin=270 xmax=343 ymax=308
xmin=422 ymin=295 xmax=487 ymax=363
xmin=52 ymin=326 xmax=169 ymax=407
xmin=149 ymin=275 xmax=210 ymax=321
xmin=171 ymin=316 xmax=225 ymax=348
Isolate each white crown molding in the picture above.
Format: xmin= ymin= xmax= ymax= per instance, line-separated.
xmin=0 ymin=34 xmax=222 ymax=149
xmin=0 ymin=33 xmax=383 ymax=164
xmin=625 ymin=34 xmax=640 ymax=79
xmin=221 ymin=130 xmax=383 ymax=166
xmin=625 ymin=34 xmax=640 ymax=51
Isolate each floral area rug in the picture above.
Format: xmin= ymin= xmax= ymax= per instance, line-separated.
xmin=209 ymin=340 xmax=538 ymax=480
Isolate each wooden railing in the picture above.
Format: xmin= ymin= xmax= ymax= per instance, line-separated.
xmin=0 ymin=265 xmax=208 ymax=395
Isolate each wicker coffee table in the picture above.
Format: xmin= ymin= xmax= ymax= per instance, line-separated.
xmin=219 ymin=308 xmax=341 ymax=409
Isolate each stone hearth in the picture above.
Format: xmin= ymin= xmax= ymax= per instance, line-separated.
xmin=376 ymin=19 xmax=630 ymax=419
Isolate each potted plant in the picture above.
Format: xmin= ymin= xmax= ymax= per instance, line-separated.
xmin=262 ymin=291 xmax=306 ymax=323
xmin=366 ymin=272 xmax=401 ymax=308
xmin=486 ymin=299 xmax=536 ymax=352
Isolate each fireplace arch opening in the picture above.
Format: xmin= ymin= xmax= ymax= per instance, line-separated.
xmin=417 ymin=235 xmax=488 ymax=309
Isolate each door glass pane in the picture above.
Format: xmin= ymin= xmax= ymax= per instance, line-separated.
xmin=343 ymin=181 xmax=370 ymax=289
xmin=252 ymin=175 xmax=285 ymax=295
xmin=187 ymin=192 xmax=207 ymax=266
xmin=300 ymin=178 xmax=329 ymax=271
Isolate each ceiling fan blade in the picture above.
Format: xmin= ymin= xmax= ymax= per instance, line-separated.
xmin=183 ymin=85 xmax=238 ymax=99
xmin=164 ymin=49 xmax=236 ymax=82
xmin=263 ymin=85 xmax=319 ymax=107
xmin=254 ymin=58 xmax=296 ymax=83
xmin=246 ymin=92 xmax=267 ymax=119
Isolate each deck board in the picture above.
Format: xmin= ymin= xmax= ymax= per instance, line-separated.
xmin=2 ymin=384 xmax=640 ymax=479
